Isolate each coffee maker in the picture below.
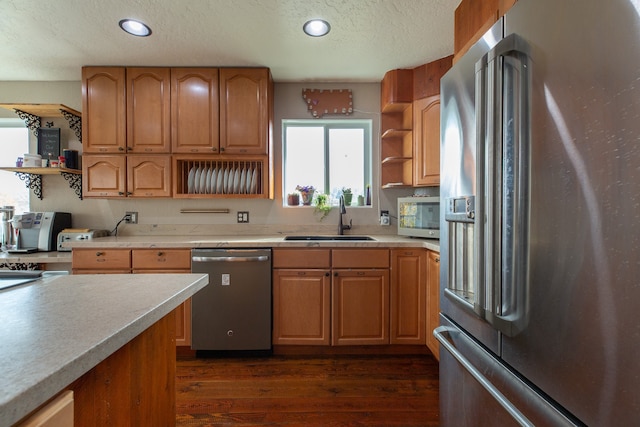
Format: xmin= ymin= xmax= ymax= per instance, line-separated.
xmin=9 ymin=212 xmax=72 ymax=252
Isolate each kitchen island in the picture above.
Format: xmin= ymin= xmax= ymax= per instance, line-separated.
xmin=0 ymin=273 xmax=208 ymax=426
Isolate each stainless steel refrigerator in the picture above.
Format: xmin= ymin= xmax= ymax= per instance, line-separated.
xmin=437 ymin=0 xmax=640 ymax=425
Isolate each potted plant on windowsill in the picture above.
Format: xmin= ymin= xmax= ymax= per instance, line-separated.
xmin=296 ymin=185 xmax=316 ymax=205
xmin=341 ymin=187 xmax=353 ymax=206
xmin=287 ymin=193 xmax=300 ymax=206
xmin=314 ymin=193 xmax=332 ymax=221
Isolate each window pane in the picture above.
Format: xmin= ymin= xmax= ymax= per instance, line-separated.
xmin=329 ymin=128 xmax=364 ymax=200
xmin=284 ymin=126 xmax=325 ymax=194
xmin=0 ymin=127 xmax=29 ymax=213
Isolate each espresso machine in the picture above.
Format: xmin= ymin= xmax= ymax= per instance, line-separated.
xmin=9 ymin=212 xmax=71 ymax=253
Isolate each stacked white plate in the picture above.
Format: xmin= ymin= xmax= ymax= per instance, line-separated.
xmin=187 ymin=165 xmax=258 ymax=194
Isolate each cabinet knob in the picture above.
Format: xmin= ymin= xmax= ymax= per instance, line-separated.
xmin=157 ymin=251 xmax=164 ymax=257
xmin=220 ymin=147 xmax=225 ymax=152
xmin=118 ymin=147 xmax=125 ymax=151
xmin=325 ymin=272 xmax=330 ymax=277
xmin=334 ymin=272 xmax=338 ymax=277
xmin=126 ymin=192 xmax=133 ymax=196
xmin=95 ymin=251 xmax=104 ymax=256
xmin=435 ymin=257 xmax=440 ymax=263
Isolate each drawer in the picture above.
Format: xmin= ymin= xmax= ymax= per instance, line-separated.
xmin=332 ymin=249 xmax=390 ymax=269
xmin=132 ymin=249 xmax=191 ymax=270
xmin=273 ymin=249 xmax=331 ymax=269
xmin=72 ymin=249 xmax=131 ymax=270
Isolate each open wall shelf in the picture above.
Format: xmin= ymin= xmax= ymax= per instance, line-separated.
xmin=0 ymin=103 xmax=82 ymax=142
xmin=0 ymin=167 xmax=82 ymax=200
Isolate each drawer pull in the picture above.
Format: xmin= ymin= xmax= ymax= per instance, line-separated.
xmin=157 ymin=251 xmax=164 ymax=256
xmin=96 ymin=251 xmax=104 ymax=256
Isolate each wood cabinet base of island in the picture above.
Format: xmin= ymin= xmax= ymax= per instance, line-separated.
xmin=64 ymin=310 xmax=176 ymax=426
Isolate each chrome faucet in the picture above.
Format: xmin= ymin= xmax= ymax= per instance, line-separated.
xmin=338 ymin=194 xmax=352 ymax=235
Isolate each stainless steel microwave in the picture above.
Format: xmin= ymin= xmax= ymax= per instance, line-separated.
xmin=397 ymin=196 xmax=440 ymax=239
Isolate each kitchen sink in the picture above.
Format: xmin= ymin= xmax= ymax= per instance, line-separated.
xmin=283 ymin=235 xmax=376 ymax=241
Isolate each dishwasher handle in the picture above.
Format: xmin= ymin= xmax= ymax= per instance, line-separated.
xmin=192 ymin=255 xmax=270 ymax=263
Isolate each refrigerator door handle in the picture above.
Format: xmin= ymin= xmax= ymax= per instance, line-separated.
xmin=480 ymin=34 xmax=532 ymax=337
xmin=434 ymin=325 xmax=535 ymax=427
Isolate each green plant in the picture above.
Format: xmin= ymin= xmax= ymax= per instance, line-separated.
xmin=341 ymin=187 xmax=352 ymax=194
xmin=313 ymin=194 xmax=332 ymax=221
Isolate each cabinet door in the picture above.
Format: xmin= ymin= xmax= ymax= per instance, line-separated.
xmin=426 ymin=250 xmax=441 ymax=359
xmin=171 ymin=68 xmax=220 ymax=153
xmin=390 ymin=249 xmax=427 ymax=344
xmin=413 ymin=95 xmax=441 ymax=186
xmin=126 ymin=155 xmax=172 ymax=197
xmin=332 ymin=269 xmax=390 ymax=346
xmin=273 ymin=269 xmax=331 ymax=345
xmin=82 ymin=67 xmax=126 ymax=153
xmin=126 ymin=67 xmax=171 ymax=153
xmin=219 ymin=68 xmax=270 ymax=155
xmin=82 ymin=155 xmax=126 ymax=198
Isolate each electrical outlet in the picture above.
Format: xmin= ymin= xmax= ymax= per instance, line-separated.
xmin=380 ymin=210 xmax=390 ymax=226
xmin=237 ymin=211 xmax=249 ymax=223
xmin=125 ymin=211 xmax=138 ymax=224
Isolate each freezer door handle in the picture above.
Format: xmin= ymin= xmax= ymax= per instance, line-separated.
xmin=477 ymin=33 xmax=532 ymax=336
xmin=434 ymin=325 xmax=534 ymax=427
xmin=192 ymin=255 xmax=270 ymax=263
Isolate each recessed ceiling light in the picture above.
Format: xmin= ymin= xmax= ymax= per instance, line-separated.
xmin=303 ymin=19 xmax=331 ymax=37
xmin=119 ymin=19 xmax=152 ymax=37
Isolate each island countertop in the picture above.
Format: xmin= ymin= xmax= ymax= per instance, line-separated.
xmin=0 ymin=273 xmax=208 ymax=426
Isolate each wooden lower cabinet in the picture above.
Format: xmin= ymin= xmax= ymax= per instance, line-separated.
xmin=390 ymin=249 xmax=427 ymax=345
xmin=72 ymin=248 xmax=192 ymax=346
xmin=332 ymin=269 xmax=390 ymax=346
xmin=273 ymin=249 xmax=392 ymax=347
xmin=426 ymin=250 xmax=441 ymax=359
xmin=272 ymin=269 xmax=331 ymax=345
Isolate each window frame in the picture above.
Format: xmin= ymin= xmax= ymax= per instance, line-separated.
xmin=282 ymin=118 xmax=372 ymax=205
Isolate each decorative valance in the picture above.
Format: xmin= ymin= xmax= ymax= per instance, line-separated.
xmin=302 ymin=89 xmax=353 ymax=118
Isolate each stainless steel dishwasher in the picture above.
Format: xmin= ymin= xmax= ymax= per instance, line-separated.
xmin=191 ymin=248 xmax=272 ymax=352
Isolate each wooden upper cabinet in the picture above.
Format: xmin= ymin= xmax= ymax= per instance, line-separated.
xmin=83 ymin=154 xmax=171 ymax=198
xmin=413 ymin=95 xmax=441 ymax=187
xmin=126 ymin=67 xmax=171 ymax=153
xmin=219 ymin=68 xmax=271 ymax=155
xmin=412 ymin=56 xmax=453 ymax=100
xmin=82 ymin=154 xmax=126 ymax=197
xmin=127 ymin=155 xmax=172 ymax=197
xmin=82 ymin=67 xmax=126 ymax=153
xmin=381 ymin=69 xmax=413 ymax=112
xmin=453 ymin=0 xmax=511 ymax=62
xmin=171 ymin=68 xmax=220 ymax=153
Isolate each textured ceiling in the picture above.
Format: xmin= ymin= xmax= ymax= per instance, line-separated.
xmin=0 ymin=0 xmax=460 ymax=83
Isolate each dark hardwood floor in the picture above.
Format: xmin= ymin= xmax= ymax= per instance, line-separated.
xmin=176 ymin=353 xmax=439 ymax=426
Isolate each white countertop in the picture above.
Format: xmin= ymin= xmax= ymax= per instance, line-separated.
xmin=62 ymin=234 xmax=441 ymax=252
xmin=0 ymin=273 xmax=208 ymax=426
